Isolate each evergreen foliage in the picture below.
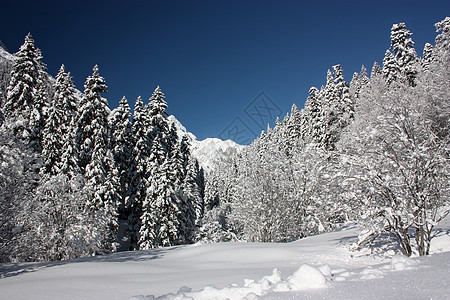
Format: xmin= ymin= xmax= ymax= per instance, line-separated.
xmin=109 ymin=96 xmax=132 ymax=217
xmin=4 ymin=33 xmax=47 ymax=147
xmin=41 ymin=65 xmax=79 ymax=176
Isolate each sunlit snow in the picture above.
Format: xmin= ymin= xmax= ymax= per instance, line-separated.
xmin=1 ymin=216 xmax=449 ymax=300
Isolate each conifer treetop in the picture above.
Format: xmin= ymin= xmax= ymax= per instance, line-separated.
xmin=149 ymin=85 xmax=168 ymax=116
xmin=435 ymin=17 xmax=450 ymax=50
xmin=84 ymin=65 xmax=108 ymax=97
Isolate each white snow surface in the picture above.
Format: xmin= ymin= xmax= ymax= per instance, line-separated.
xmin=168 ymin=115 xmax=245 ymax=173
xmin=1 ymin=216 xmax=449 ymax=300
xmin=167 ymin=115 xmax=197 ymax=143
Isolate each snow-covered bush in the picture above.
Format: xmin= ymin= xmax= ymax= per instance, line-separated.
xmin=15 ymin=174 xmax=114 ymax=261
xmin=195 ymin=205 xmax=239 ymax=244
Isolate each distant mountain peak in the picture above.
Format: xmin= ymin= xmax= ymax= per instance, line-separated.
xmin=167 ymin=115 xmax=245 ymax=173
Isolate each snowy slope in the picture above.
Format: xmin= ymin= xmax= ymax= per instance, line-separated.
xmin=190 ymin=138 xmax=244 ymax=173
xmin=0 ymin=47 xmax=14 ymax=104
xmin=168 ymin=115 xmax=245 ymax=173
xmin=1 ymin=217 xmax=449 ymax=300
xmin=167 ymin=115 xmax=197 ymax=143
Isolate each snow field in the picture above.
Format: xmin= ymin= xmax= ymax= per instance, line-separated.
xmin=132 ymin=254 xmax=421 ymax=300
xmin=1 ymin=219 xmax=449 ymax=300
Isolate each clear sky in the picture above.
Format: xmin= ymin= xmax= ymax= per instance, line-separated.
xmin=1 ymin=0 xmax=449 ymax=143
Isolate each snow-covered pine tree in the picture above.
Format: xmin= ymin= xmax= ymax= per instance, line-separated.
xmin=148 ymin=86 xmax=168 ymax=129
xmin=140 ymin=136 xmax=174 ymax=248
xmin=319 ymin=65 xmax=353 ymax=151
xmin=128 ymin=96 xmax=150 ymax=249
xmin=167 ymin=124 xmax=197 ymax=243
xmin=41 ymin=65 xmax=79 ymax=176
xmin=333 ymin=64 xmax=354 ymax=120
xmin=315 ymin=69 xmax=335 ymax=150
xmin=383 ymin=22 xmax=419 ymax=86
xmin=0 ymin=49 xmax=14 ymax=126
xmin=41 ymin=66 xmax=66 ymax=176
xmin=421 ymin=43 xmax=434 ymax=70
xmin=283 ymin=103 xmax=303 ymax=156
xmin=77 ymin=65 xmax=118 ymax=251
xmin=371 ymin=61 xmax=382 ymax=78
xmin=139 ymin=87 xmax=172 ymax=249
xmin=434 ymin=17 xmax=450 ymax=52
xmin=138 ymin=86 xmax=195 ymax=249
xmin=4 ymin=33 xmax=42 ymax=142
xmin=427 ymin=17 xmax=450 ymax=142
xmin=109 ymin=96 xmax=132 ymax=217
xmin=179 ymin=134 xmax=204 ymax=235
xmin=57 ymin=70 xmax=81 ymax=178
xmin=287 ymin=104 xmax=302 ymax=140
xmin=350 ymin=65 xmax=369 ymax=102
xmin=76 ymin=65 xmax=108 ymax=173
xmin=28 ymin=47 xmax=51 ymax=152
xmin=382 ymin=49 xmax=400 ymax=85
xmin=302 ymin=87 xmax=321 ymax=144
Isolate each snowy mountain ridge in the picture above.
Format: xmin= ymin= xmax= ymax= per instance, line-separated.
xmin=168 ymin=115 xmax=245 ymax=173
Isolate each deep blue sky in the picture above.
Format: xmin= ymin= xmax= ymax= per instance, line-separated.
xmin=1 ymin=1 xmax=448 ymax=143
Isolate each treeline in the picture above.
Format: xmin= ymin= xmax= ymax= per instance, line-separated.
xmin=0 ymin=34 xmax=204 ymax=262
xmin=204 ymin=18 xmax=449 ymax=256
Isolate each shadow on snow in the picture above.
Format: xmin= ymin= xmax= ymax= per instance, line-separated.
xmin=0 ymin=245 xmax=186 ymax=279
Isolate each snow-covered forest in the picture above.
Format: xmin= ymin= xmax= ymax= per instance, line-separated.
xmin=0 ymin=16 xmax=449 ymax=268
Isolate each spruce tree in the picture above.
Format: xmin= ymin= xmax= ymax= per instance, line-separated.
xmin=350 ymin=65 xmax=369 ymax=102
xmin=138 ymin=86 xmax=192 ymax=249
xmin=128 ymin=96 xmax=150 ymax=249
xmin=422 ymin=43 xmax=434 ymax=70
xmin=333 ymin=64 xmax=353 ymax=120
xmin=286 ymin=104 xmax=302 ymax=143
xmin=139 ymin=87 xmax=170 ymax=249
xmin=371 ymin=61 xmax=382 ymax=78
xmin=390 ymin=22 xmax=418 ymax=86
xmin=434 ymin=17 xmax=450 ymax=52
xmin=383 ymin=23 xmax=419 ymax=86
xmin=41 ymin=66 xmax=66 ymax=176
xmin=319 ymin=67 xmax=338 ymax=150
xmin=29 ymin=48 xmax=51 ymax=151
xmin=41 ymin=65 xmax=78 ymax=176
xmin=177 ymin=133 xmax=203 ymax=240
xmin=183 ymin=156 xmax=204 ymax=229
xmin=58 ymin=70 xmax=80 ymax=178
xmin=4 ymin=33 xmax=42 ymax=141
xmin=303 ymin=87 xmax=322 ymax=144
xmin=382 ymin=49 xmax=400 ymax=85
xmin=76 ymin=65 xmax=108 ymax=173
xmin=77 ymin=65 xmax=118 ymax=250
xmin=109 ymin=96 xmax=132 ymax=217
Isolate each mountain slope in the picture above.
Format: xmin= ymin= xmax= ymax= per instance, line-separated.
xmin=168 ymin=115 xmax=245 ymax=173
xmin=0 ymin=47 xmax=14 ymax=107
